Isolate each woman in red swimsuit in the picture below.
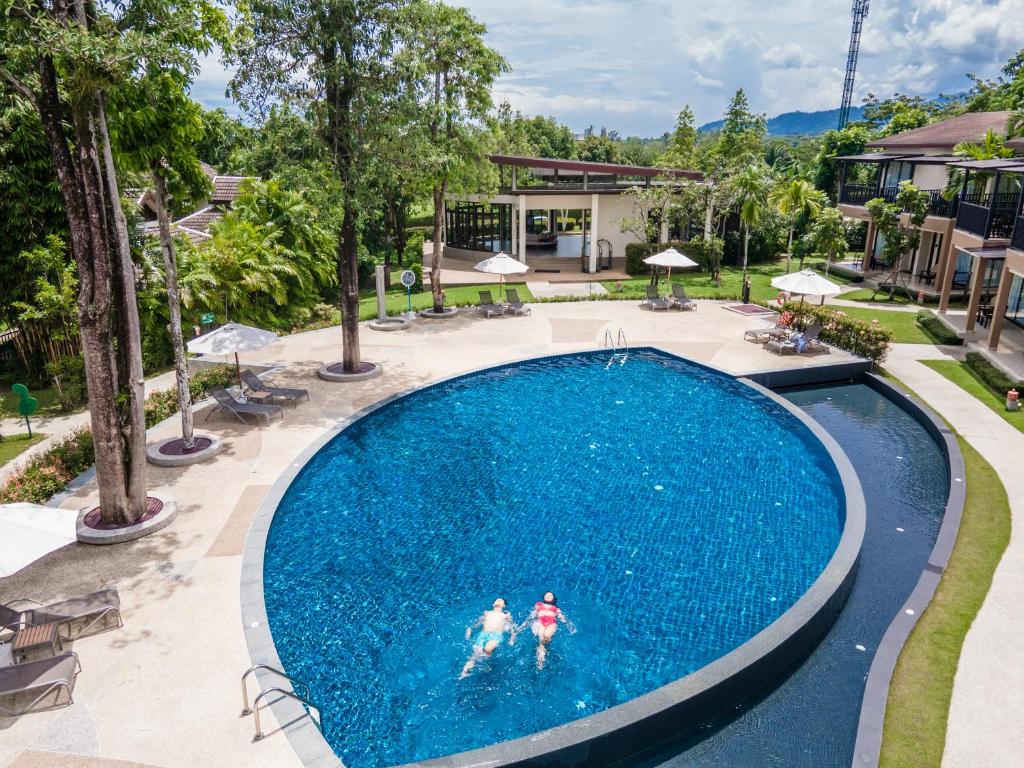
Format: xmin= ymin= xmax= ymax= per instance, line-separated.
xmin=518 ymin=591 xmax=576 ymax=670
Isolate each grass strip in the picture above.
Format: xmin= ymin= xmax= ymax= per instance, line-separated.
xmin=920 ymin=360 xmax=1024 ymax=435
xmin=0 ymin=432 xmax=47 ymax=467
xmin=825 ymin=306 xmax=936 ymax=345
xmin=879 ymin=437 xmax=1011 ymax=768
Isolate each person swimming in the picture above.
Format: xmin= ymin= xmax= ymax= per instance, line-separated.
xmin=518 ymin=591 xmax=575 ymax=670
xmin=460 ymin=597 xmax=515 ymax=678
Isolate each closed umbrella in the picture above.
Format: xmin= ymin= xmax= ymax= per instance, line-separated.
xmin=186 ymin=322 xmax=278 ymax=389
xmin=644 ymin=248 xmax=699 ymax=290
xmin=770 ymin=269 xmax=842 ymax=305
xmin=0 ymin=503 xmax=78 ymax=576
xmin=474 ymin=252 xmax=530 ymax=299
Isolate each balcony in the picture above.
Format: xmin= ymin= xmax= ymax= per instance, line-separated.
xmin=1011 ymin=216 xmax=1024 ymax=252
xmin=955 ymin=192 xmax=1022 ymax=239
xmin=838 ymin=184 xmax=955 ymax=217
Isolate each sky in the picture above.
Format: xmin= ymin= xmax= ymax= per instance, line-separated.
xmin=193 ymin=0 xmax=1024 ymax=137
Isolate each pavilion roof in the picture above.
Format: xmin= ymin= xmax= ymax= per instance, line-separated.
xmin=488 ymin=154 xmax=702 ymax=181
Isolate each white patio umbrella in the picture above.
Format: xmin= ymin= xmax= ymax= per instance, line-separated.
xmin=474 ymin=252 xmax=529 ymax=299
xmin=186 ymin=322 xmax=278 ymax=388
xmin=0 ymin=503 xmax=78 ymax=577
xmin=644 ymin=248 xmax=699 ymax=288
xmin=770 ymin=269 xmax=842 ymax=305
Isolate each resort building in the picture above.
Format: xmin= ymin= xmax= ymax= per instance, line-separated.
xmin=136 ymin=162 xmax=251 ymax=245
xmin=834 ymin=112 xmax=1024 ymax=372
xmin=441 ymin=155 xmax=703 ymax=276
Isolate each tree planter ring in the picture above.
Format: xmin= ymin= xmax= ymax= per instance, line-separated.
xmin=418 ymin=307 xmax=459 ymax=319
xmin=368 ymin=317 xmax=411 ymax=332
xmin=146 ymin=434 xmax=223 ymax=467
xmin=318 ymin=361 xmax=383 ymax=382
xmin=76 ymin=492 xmax=178 ymax=545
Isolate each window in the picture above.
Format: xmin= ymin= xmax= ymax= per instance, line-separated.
xmin=1006 ymin=274 xmax=1024 ymax=329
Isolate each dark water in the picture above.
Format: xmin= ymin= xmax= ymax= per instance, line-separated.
xmin=641 ymin=382 xmax=948 ymax=767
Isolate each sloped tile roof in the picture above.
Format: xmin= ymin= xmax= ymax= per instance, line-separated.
xmin=174 ymin=205 xmax=223 ymax=233
xmin=868 ymin=111 xmax=1013 ymax=150
xmin=210 ymin=176 xmax=248 ymax=203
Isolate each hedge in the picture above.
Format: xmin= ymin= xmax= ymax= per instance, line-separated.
xmin=781 ymin=302 xmax=893 ymax=364
xmin=916 ymin=310 xmax=963 ymax=346
xmin=625 ymin=240 xmax=702 ymax=275
xmin=964 ymin=351 xmax=1024 ymax=396
xmin=1 ymin=365 xmax=237 ymax=504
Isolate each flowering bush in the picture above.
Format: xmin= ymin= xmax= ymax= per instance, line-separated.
xmin=781 ymin=302 xmax=892 ymax=364
xmin=0 ymin=428 xmax=94 ymax=504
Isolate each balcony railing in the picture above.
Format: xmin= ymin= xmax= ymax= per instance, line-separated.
xmin=955 ymin=192 xmax=1022 ymax=239
xmin=1011 ymin=216 xmax=1024 ymax=252
xmin=956 ymin=201 xmax=991 ymax=237
xmin=839 ymin=184 xmax=956 ymax=217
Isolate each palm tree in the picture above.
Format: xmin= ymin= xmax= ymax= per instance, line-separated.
xmin=804 ymin=207 xmax=848 ymax=276
xmin=942 ymin=128 xmax=1015 ymax=200
xmin=771 ymin=179 xmax=827 ymax=272
xmin=1008 ymin=109 xmax=1024 ymax=141
xmin=732 ymin=164 xmax=773 ymax=281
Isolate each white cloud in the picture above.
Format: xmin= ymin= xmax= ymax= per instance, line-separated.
xmin=190 ymin=0 xmax=1024 ymax=135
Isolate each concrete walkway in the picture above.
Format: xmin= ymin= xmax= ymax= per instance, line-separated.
xmin=884 ymin=344 xmax=1024 ymax=768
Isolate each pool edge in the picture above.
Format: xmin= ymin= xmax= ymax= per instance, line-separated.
xmin=239 ymin=349 xmax=868 ymax=768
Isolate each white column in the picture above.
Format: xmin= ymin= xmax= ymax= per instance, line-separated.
xmin=510 ymin=206 xmax=518 ymax=257
xmin=660 ymin=219 xmax=669 ymax=244
xmin=704 ymin=203 xmax=713 ymax=237
xmin=517 ymin=195 xmax=528 ymax=264
xmin=589 ymin=193 xmax=600 ymax=273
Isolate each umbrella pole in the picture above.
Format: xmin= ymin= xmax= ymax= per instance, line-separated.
xmin=235 ymin=352 xmax=243 ymax=392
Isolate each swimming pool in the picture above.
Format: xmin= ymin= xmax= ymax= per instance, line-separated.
xmin=259 ymin=350 xmax=851 ymax=767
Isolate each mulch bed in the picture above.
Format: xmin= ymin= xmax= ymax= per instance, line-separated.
xmin=83 ymin=496 xmax=164 ymax=530
xmin=158 ymin=437 xmax=214 ymax=456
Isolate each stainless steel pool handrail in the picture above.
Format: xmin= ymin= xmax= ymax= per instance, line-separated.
xmin=605 ymin=328 xmax=628 ymax=367
xmin=251 ymin=686 xmax=324 ymax=742
xmin=241 ymin=663 xmax=311 ymax=716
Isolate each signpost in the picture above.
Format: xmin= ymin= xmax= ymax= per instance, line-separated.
xmin=400 ymin=270 xmax=416 ymax=317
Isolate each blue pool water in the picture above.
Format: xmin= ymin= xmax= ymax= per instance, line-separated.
xmin=262 ymin=351 xmax=846 ymax=767
xmin=642 ymin=382 xmax=948 ymax=767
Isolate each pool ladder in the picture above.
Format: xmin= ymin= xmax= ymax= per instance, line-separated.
xmin=604 ymin=328 xmax=629 ymax=368
xmin=241 ymin=663 xmax=324 ymax=742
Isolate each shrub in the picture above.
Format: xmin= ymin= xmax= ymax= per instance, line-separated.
xmin=44 ymin=355 xmax=87 ymax=412
xmin=964 ymin=352 xmax=1024 ymax=396
xmin=916 ymin=310 xmax=963 ymax=346
xmin=403 ymin=231 xmax=425 ymax=265
xmin=782 ymin=302 xmax=893 ymax=364
xmin=144 ymin=365 xmax=237 ymax=428
xmin=0 ymin=428 xmax=94 ymax=504
xmin=624 ymin=240 xmax=701 ymax=275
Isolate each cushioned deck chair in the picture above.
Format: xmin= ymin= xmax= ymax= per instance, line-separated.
xmin=643 ymin=285 xmax=671 ymax=311
xmin=744 ymin=321 xmax=788 ymax=343
xmin=766 ymin=324 xmax=828 ymax=355
xmin=504 ymin=288 xmax=531 ymax=316
xmin=7 ymin=587 xmax=123 ymax=641
xmin=0 ymin=652 xmax=80 ymax=716
xmin=478 ymin=290 xmax=505 ymax=318
xmin=241 ymin=370 xmax=309 ymax=407
xmin=670 ymin=283 xmax=697 ymax=311
xmin=206 ymin=388 xmax=284 ymax=427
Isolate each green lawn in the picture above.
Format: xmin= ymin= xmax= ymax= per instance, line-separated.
xmin=828 ymin=306 xmax=935 ymax=344
xmin=356 ymin=280 xmax=535 ymax=321
xmin=0 ymin=384 xmax=67 ymax=418
xmin=600 ymin=263 xmax=796 ymax=303
xmin=880 ymin=437 xmax=1011 ymax=768
xmin=920 ymin=360 xmax=1024 ymax=434
xmin=840 ymin=288 xmax=967 ymax=310
xmin=0 ymin=432 xmax=46 ymax=467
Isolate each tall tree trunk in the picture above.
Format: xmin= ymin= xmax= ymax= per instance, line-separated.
xmin=339 ymin=205 xmax=362 ymax=372
xmin=785 ymin=225 xmax=794 ymax=273
xmin=152 ymin=166 xmax=194 ymax=448
xmin=430 ymin=181 xmax=446 ymax=312
xmin=34 ymin=51 xmax=144 ymax=524
xmin=742 ymin=225 xmax=750 ymax=278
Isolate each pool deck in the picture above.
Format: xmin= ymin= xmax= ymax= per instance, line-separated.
xmin=0 ymin=301 xmax=861 ymax=768
xmin=4 ymin=300 xmax=1021 ymax=768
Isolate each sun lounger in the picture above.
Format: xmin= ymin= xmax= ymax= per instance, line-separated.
xmin=6 ymin=587 xmax=123 ymax=640
xmin=206 ymin=388 xmax=284 ymax=427
xmin=0 ymin=652 xmax=80 ymax=716
xmin=241 ymin=370 xmax=309 ymax=406
xmin=478 ymin=291 xmax=505 ymax=318
xmin=766 ymin=324 xmax=828 ymax=355
xmin=504 ymin=288 xmax=531 ymax=316
xmin=744 ymin=322 xmax=788 ymax=343
xmin=670 ymin=283 xmax=697 ymax=311
xmin=642 ymin=285 xmax=671 ymax=311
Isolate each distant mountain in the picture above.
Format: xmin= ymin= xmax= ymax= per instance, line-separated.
xmin=699 ymin=106 xmax=866 ymax=136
